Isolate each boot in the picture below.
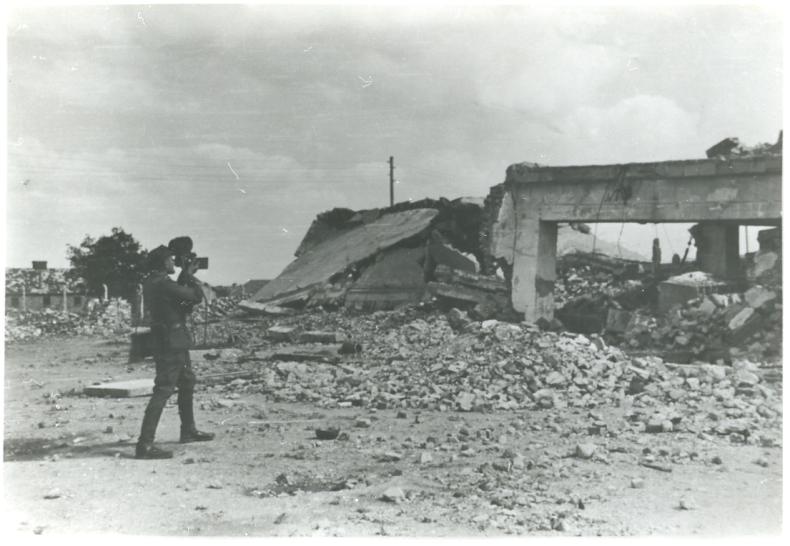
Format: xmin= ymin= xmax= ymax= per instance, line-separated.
xmin=178 ymin=389 xmax=215 ymax=443
xmin=135 ymin=443 xmax=173 ymax=459
xmin=180 ymin=428 xmax=215 ymax=443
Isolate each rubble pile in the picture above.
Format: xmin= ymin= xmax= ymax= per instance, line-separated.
xmin=191 ymin=295 xmax=246 ymax=323
xmin=4 ymin=298 xmax=132 ymax=342
xmin=705 ymin=132 xmax=783 ymax=159
xmin=241 ymin=200 xmax=516 ymax=317
xmin=200 ymin=305 xmax=780 ymax=445
xmin=553 ymin=252 xmax=653 ymax=334
xmin=619 ymin=285 xmax=782 ymax=363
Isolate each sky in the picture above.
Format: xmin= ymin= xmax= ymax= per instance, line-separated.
xmin=4 ymin=2 xmax=784 ymax=286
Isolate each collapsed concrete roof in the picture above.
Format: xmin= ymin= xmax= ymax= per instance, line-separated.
xmin=248 ymin=208 xmax=439 ymax=305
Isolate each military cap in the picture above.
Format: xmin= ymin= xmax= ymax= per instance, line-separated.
xmin=146 ymin=245 xmax=173 ymax=270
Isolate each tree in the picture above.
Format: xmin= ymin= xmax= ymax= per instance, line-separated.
xmin=67 ymin=227 xmax=148 ymax=301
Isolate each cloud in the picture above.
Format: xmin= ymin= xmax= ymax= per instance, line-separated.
xmin=548 ymin=95 xmax=701 ymax=164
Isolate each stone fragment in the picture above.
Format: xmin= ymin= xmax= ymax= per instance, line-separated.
xmin=645 ymin=416 xmax=665 ymax=433
xmin=456 ymin=392 xmax=475 ymax=412
xmin=734 ymin=369 xmax=759 ymax=387
xmin=380 ymin=451 xmax=403 ymax=462
xmin=419 ymin=452 xmax=433 ymax=464
xmin=447 ymin=308 xmax=473 ymax=331
xmin=43 ymin=489 xmax=62 ymax=499
xmin=511 ymin=454 xmax=526 ymax=470
xmin=354 ymin=418 xmax=372 ymax=428
xmin=575 ymin=443 xmax=596 ymax=459
xmin=630 ymin=477 xmax=645 ymax=489
xmin=728 ymin=307 xmax=755 ymax=331
xmin=267 ymin=325 xmax=296 ymax=341
xmin=705 ymin=365 xmax=728 ymax=381
xmin=299 ymin=330 xmax=340 ymax=343
xmin=545 ymin=371 xmax=566 ymax=386
xmin=315 ymin=427 xmax=340 ymax=440
xmin=678 ymin=497 xmax=696 ymax=510
xmin=380 ymin=486 xmax=406 ymax=503
xmin=744 ymin=286 xmax=777 ymax=310
xmin=750 ymin=251 xmax=778 ymax=279
xmin=698 ymin=298 xmax=717 ymax=317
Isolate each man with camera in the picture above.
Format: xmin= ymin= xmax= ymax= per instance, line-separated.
xmin=135 ymin=238 xmax=214 ymax=460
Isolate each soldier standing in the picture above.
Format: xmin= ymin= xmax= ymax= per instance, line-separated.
xmin=135 ymin=245 xmax=214 ymax=459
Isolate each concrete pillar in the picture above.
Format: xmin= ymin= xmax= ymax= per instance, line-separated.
xmin=511 ymin=218 xmax=558 ymax=322
xmin=102 ymin=284 xmax=108 ymax=302
xmin=693 ymin=222 xmax=740 ymax=279
xmin=22 ymin=285 xmax=27 ymax=311
xmin=62 ymin=285 xmax=68 ymax=313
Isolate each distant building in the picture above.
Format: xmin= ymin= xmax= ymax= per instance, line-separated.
xmin=5 ymin=263 xmax=88 ymax=313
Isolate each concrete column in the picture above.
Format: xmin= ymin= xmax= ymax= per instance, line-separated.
xmin=511 ymin=217 xmax=558 ymax=322
xmin=694 ymin=222 xmax=740 ymax=279
xmin=22 ymin=285 xmax=27 ymax=311
xmin=62 ymin=285 xmax=68 ymax=313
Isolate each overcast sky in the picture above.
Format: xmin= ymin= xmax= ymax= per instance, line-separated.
xmin=5 ymin=3 xmax=784 ymax=285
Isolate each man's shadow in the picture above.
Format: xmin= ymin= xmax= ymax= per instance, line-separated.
xmin=3 ymin=434 xmax=182 ymax=461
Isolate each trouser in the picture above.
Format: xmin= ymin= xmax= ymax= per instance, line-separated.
xmin=137 ymin=349 xmax=197 ymax=446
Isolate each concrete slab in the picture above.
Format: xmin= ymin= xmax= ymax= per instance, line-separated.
xmin=84 ymin=379 xmax=154 ymax=398
xmin=251 ymin=208 xmax=438 ymax=304
xmin=346 ymin=246 xmax=427 ymax=309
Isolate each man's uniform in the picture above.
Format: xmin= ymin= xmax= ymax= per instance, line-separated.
xmin=137 ymin=259 xmax=210 ymax=457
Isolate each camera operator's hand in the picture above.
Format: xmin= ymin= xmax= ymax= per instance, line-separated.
xmin=184 ymin=258 xmax=200 ymax=276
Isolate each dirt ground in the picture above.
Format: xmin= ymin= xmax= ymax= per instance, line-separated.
xmin=2 ymin=335 xmax=784 ymax=538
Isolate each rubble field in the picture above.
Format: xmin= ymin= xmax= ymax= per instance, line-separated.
xmin=3 ymin=303 xmax=782 ymax=537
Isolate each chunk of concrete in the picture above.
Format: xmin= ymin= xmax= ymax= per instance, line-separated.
xmin=84 ymin=379 xmax=154 ymax=398
xmin=251 ymin=208 xmax=439 ymax=304
xmin=728 ymin=307 xmax=755 ymax=331
xmin=267 ymin=326 xmax=296 ymax=341
xmin=744 ymin=286 xmax=777 ymax=310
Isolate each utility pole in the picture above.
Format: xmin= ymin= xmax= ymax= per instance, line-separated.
xmin=389 ymin=156 xmax=394 ymax=207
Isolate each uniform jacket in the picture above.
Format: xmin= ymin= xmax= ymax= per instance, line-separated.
xmin=143 ymin=270 xmax=203 ymax=351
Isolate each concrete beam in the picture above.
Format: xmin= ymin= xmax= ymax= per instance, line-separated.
xmin=491 ymin=156 xmax=782 ymax=320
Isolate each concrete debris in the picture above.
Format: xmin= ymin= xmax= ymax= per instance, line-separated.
xmin=236 ymin=300 xmax=296 ymax=316
xmin=187 ymin=304 xmax=778 ymax=453
xmin=267 ymin=325 xmax=297 ymax=341
xmin=574 ymin=443 xmax=597 ymax=459
xmin=315 ymin=427 xmax=340 ymax=440
xmin=251 ymin=208 xmax=440 ymax=306
xmin=235 ymin=199 xmax=515 ymax=316
xmin=83 ymin=379 xmax=154 ymax=398
xmin=678 ymin=497 xmax=696 ymax=510
xmin=5 ymin=298 xmax=132 ymax=342
xmin=706 ymin=132 xmax=782 ymax=159
xmin=380 ymin=486 xmax=406 ymax=503
xmin=658 ymin=272 xmax=728 ymax=313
